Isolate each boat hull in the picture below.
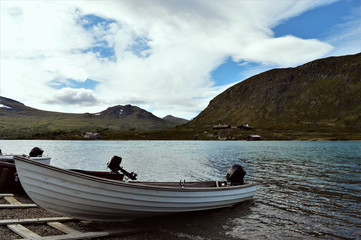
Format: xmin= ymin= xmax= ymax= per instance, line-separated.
xmin=0 ymin=156 xmax=51 ymax=193
xmin=14 ymin=156 xmax=257 ymax=221
xmin=0 ymin=161 xmax=20 ymax=192
xmin=0 ymin=155 xmax=51 ymax=164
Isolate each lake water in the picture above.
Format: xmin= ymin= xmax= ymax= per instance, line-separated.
xmin=1 ymin=140 xmax=360 ymax=239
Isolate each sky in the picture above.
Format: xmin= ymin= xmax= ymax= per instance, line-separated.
xmin=1 ymin=0 xmax=360 ymax=120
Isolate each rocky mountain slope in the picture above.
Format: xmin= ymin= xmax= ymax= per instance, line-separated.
xmin=189 ymin=53 xmax=361 ymax=132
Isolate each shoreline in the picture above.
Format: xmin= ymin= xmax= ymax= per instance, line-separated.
xmin=0 ymin=193 xmax=192 ymax=239
xmin=1 ymin=138 xmax=361 ymax=141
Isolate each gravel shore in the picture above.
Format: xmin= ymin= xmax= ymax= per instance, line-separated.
xmin=0 ymin=193 xmax=187 ymax=240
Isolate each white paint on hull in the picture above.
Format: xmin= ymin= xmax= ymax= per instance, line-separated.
xmin=14 ymin=156 xmax=256 ymax=221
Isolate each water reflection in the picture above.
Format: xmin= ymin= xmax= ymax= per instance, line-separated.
xmin=126 ymin=200 xmax=255 ymax=240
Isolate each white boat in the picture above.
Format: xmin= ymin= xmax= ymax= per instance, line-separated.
xmin=0 ymin=155 xmax=51 ymax=164
xmin=0 ymin=147 xmax=51 ymax=192
xmin=14 ymin=155 xmax=257 ymax=221
xmin=0 ymin=147 xmax=51 ymax=165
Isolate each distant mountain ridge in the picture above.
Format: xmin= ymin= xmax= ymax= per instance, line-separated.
xmin=0 ymin=96 xmax=188 ymax=138
xmin=2 ymin=52 xmax=360 ymax=140
xmin=0 ymin=96 xmax=30 ymax=110
xmin=162 ymin=115 xmax=189 ymax=125
xmin=189 ymin=52 xmax=361 ymax=132
xmin=98 ymin=105 xmax=160 ymax=120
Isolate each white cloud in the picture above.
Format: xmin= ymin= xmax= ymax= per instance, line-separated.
xmin=46 ymin=88 xmax=99 ymax=107
xmin=0 ymin=0 xmax=349 ymax=119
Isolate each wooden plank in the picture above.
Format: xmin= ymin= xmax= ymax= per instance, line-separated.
xmin=0 ymin=203 xmax=37 ymax=208
xmin=7 ymin=224 xmax=41 ymax=238
xmin=17 ymin=231 xmax=109 ymax=240
xmin=17 ymin=228 xmax=147 ymax=240
xmin=47 ymin=221 xmax=81 ymax=234
xmin=0 ymin=193 xmax=14 ymax=197
xmin=4 ymin=196 xmax=22 ymax=205
xmin=0 ymin=217 xmax=73 ymax=225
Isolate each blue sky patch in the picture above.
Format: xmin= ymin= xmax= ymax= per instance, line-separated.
xmin=79 ymin=14 xmax=116 ymax=31
xmin=211 ymin=57 xmax=279 ymax=86
xmin=78 ymin=14 xmax=152 ymax=59
xmin=126 ymin=37 xmax=151 ymax=58
xmin=272 ymin=1 xmax=353 ymax=40
xmin=50 ymin=78 xmax=100 ymax=90
xmin=82 ymin=43 xmax=116 ymax=62
xmin=211 ymin=57 xmax=243 ymax=86
xmin=78 ymin=14 xmax=117 ymax=61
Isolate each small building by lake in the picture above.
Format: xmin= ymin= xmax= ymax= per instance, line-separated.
xmin=247 ymin=135 xmax=261 ymax=141
xmin=212 ymin=124 xmax=231 ymax=130
xmin=84 ymin=132 xmax=102 ymax=139
xmin=238 ymin=124 xmax=252 ymax=130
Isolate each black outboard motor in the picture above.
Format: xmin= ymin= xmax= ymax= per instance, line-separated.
xmin=107 ymin=155 xmax=123 ymax=173
xmin=226 ymin=164 xmax=246 ymax=185
xmin=107 ymin=156 xmax=137 ymax=180
xmin=29 ymin=147 xmax=44 ymax=157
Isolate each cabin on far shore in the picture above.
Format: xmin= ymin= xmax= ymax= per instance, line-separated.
xmin=238 ymin=124 xmax=252 ymax=130
xmin=247 ymin=135 xmax=261 ymax=141
xmin=84 ymin=132 xmax=102 ymax=139
xmin=213 ymin=123 xmax=253 ymax=130
xmin=212 ymin=124 xmax=231 ymax=130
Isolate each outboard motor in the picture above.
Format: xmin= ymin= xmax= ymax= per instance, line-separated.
xmin=107 ymin=156 xmax=137 ymax=180
xmin=226 ymin=164 xmax=246 ymax=185
xmin=29 ymin=147 xmax=44 ymax=157
xmin=107 ymin=155 xmax=123 ymax=173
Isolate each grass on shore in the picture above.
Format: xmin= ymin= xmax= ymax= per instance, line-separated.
xmin=2 ymin=125 xmax=361 ymax=141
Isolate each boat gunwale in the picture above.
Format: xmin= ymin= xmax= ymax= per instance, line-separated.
xmin=0 ymin=160 xmax=16 ymax=167
xmin=14 ymin=156 xmax=256 ymax=192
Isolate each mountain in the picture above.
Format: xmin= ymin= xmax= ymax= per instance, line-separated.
xmin=100 ymin=105 xmax=160 ymax=120
xmin=0 ymin=97 xmax=186 ymax=138
xmin=189 ymin=53 xmax=361 ymax=132
xmin=162 ymin=115 xmax=189 ymax=125
xmin=0 ymin=96 xmax=32 ymax=110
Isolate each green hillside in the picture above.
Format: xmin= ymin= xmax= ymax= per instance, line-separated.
xmin=0 ymin=97 xmax=187 ymax=139
xmin=188 ymin=53 xmax=361 ymax=139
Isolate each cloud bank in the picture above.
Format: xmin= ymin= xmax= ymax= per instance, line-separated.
xmin=1 ymin=0 xmax=357 ymax=119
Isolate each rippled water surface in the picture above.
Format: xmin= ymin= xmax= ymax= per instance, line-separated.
xmin=1 ymin=140 xmax=360 ymax=239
